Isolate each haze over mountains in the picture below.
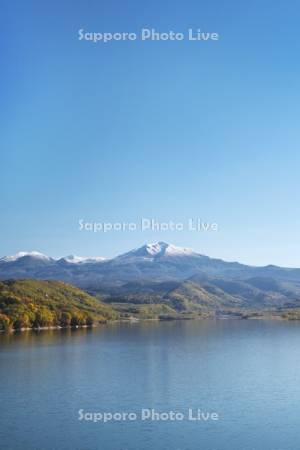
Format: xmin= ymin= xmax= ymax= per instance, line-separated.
xmin=1 ymin=242 xmax=300 ymax=315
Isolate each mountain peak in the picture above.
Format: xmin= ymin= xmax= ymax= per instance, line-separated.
xmin=0 ymin=251 xmax=52 ymax=262
xmin=118 ymin=242 xmax=198 ymax=259
xmin=61 ymin=255 xmax=86 ymax=264
xmin=142 ymin=242 xmax=169 ymax=256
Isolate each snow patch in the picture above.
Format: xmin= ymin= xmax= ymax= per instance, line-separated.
xmin=61 ymin=255 xmax=106 ymax=264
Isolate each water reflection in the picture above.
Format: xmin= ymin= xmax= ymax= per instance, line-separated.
xmin=1 ymin=320 xmax=300 ymax=450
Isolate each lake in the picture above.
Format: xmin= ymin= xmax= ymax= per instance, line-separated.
xmin=1 ymin=319 xmax=300 ymax=450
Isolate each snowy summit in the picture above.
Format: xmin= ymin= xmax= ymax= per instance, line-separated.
xmin=0 ymin=251 xmax=52 ymax=262
xmin=118 ymin=242 xmax=198 ymax=259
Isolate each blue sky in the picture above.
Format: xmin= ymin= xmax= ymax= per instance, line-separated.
xmin=1 ymin=0 xmax=300 ymax=266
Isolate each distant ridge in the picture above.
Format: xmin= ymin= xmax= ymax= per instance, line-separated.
xmin=0 ymin=242 xmax=201 ymax=263
xmin=1 ymin=242 xmax=300 ymax=317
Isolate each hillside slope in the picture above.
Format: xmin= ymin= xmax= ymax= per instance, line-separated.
xmin=0 ymin=279 xmax=118 ymax=331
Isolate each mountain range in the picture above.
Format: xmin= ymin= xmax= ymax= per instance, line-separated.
xmin=1 ymin=242 xmax=300 ymax=318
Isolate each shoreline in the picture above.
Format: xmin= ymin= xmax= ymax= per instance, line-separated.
xmin=1 ymin=313 xmax=299 ymax=334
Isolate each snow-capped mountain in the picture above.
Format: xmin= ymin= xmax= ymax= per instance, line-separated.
xmin=0 ymin=243 xmax=199 ymax=265
xmin=0 ymin=242 xmax=222 ymax=284
xmin=1 ymin=242 xmax=300 ymax=314
xmin=1 ymin=242 xmax=299 ymax=296
xmin=0 ymin=252 xmax=106 ymax=265
xmin=117 ymin=242 xmax=199 ymax=260
xmin=0 ymin=251 xmax=53 ymax=262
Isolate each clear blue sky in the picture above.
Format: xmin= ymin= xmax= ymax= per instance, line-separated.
xmin=1 ymin=0 xmax=300 ymax=266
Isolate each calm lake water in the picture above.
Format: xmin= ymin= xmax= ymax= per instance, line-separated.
xmin=1 ymin=320 xmax=300 ymax=450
